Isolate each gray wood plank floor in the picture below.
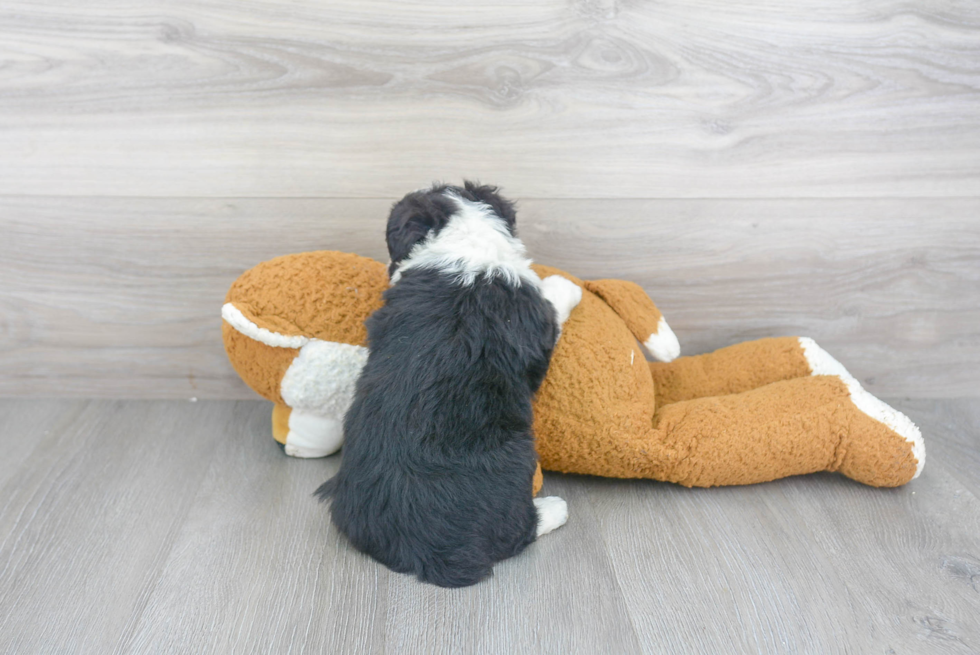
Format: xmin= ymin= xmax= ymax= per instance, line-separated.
xmin=1 ymin=398 xmax=978 ymax=654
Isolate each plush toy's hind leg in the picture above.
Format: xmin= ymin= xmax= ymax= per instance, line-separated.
xmin=649 ymin=336 xmax=813 ymax=406
xmin=796 ymin=337 xmax=924 ymax=483
xmin=626 ymin=374 xmax=922 ymax=487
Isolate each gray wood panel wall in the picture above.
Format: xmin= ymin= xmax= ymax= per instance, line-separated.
xmin=1 ymin=1 xmax=978 ymax=398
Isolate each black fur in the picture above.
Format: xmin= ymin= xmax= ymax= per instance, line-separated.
xmin=317 ymin=184 xmax=556 ymax=588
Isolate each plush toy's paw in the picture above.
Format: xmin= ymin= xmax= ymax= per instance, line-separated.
xmin=540 ymin=275 xmax=582 ymax=327
xmin=643 ymin=316 xmax=681 ymax=362
xmin=280 ymin=340 xmax=369 ymax=417
xmin=533 ymin=496 xmax=568 ymax=537
xmin=799 ymin=337 xmax=925 ymax=480
xmin=283 ymin=410 xmax=344 ymax=458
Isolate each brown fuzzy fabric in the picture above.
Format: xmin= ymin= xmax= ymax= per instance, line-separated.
xmin=222 ymin=322 xmax=297 ymax=406
xmin=225 ymin=251 xmax=386 ymax=343
xmin=532 ymin=464 xmax=543 ymax=496
xmin=582 ymin=279 xmax=663 ymax=343
xmin=272 ymin=404 xmax=291 ymax=445
xmin=649 ymin=337 xmax=811 ymax=407
xmin=835 ymin=399 xmax=920 ymax=487
xmin=223 ymin=251 xmax=386 ymax=405
xmin=222 ymin=253 xmax=920 ymax=488
xmin=530 ymin=264 xmax=658 ymax=480
xmin=644 ymin=375 xmax=917 ymax=487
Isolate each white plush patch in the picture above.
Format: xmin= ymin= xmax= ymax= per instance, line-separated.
xmin=390 ymin=193 xmax=540 ymax=288
xmin=799 ymin=337 xmax=925 ymax=478
xmin=221 ymin=303 xmax=310 ymax=349
xmin=540 ymin=275 xmax=582 ymax=331
xmin=643 ymin=316 xmax=681 ymax=362
xmin=284 ymin=411 xmax=344 ymax=458
xmin=533 ymin=496 xmax=568 ymax=537
xmin=279 ymin=339 xmax=369 ymax=419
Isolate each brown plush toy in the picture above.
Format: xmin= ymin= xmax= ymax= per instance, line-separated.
xmin=222 ymin=251 xmax=924 ymax=490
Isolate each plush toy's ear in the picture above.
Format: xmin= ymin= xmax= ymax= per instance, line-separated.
xmin=583 ymin=279 xmax=681 ymax=362
xmin=386 ymin=190 xmax=457 ymax=277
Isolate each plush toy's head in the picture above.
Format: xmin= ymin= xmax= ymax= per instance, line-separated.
xmin=222 ymin=251 xmax=387 ymax=404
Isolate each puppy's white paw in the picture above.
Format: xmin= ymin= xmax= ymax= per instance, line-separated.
xmin=540 ymin=276 xmax=582 ymax=326
xmin=534 ymin=496 xmax=568 ymax=537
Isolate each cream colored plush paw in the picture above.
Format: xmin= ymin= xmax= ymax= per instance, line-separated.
xmin=283 ymin=411 xmax=344 ymax=458
xmin=798 ymin=337 xmax=925 ymax=478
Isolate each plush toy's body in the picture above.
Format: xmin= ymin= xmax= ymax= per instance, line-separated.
xmin=222 ymin=251 xmax=924 ymax=489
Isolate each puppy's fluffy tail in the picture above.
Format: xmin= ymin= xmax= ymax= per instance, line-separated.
xmin=314 ymin=477 xmax=337 ymax=501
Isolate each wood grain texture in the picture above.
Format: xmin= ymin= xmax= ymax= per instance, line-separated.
xmin=1 ymin=196 xmax=977 ymax=398
xmin=1 ymin=398 xmax=978 ymax=653
xmin=0 ymin=0 xmax=978 ymax=197
xmin=0 ymin=399 xmax=233 ymax=654
xmin=585 ymin=400 xmax=980 ymax=653
xmin=379 ymin=476 xmax=642 ymax=655
xmin=0 ymin=399 xmax=75 ymax=487
xmin=900 ymin=399 xmax=980 ymax=500
xmin=121 ymin=401 xmax=394 ymax=654
xmin=0 ymin=400 xmax=640 ymax=654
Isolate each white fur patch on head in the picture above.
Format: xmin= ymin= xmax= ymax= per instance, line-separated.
xmin=799 ymin=337 xmax=925 ymax=478
xmin=280 ymin=339 xmax=369 ymax=420
xmin=390 ymin=193 xmax=540 ymax=288
xmin=222 ymin=303 xmax=310 ymax=349
xmin=643 ymin=317 xmax=681 ymax=362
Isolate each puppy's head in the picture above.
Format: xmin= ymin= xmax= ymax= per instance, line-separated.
xmin=386 ymin=181 xmax=517 ymax=278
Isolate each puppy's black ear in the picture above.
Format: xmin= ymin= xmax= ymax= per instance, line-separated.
xmin=463 ymin=181 xmax=517 ymax=233
xmin=386 ymin=191 xmax=456 ymax=277
xmin=386 ymin=205 xmax=432 ymax=277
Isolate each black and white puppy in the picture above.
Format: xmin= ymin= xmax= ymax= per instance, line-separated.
xmin=316 ymin=181 xmax=581 ymax=588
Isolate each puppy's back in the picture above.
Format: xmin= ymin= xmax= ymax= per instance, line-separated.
xmin=319 ymin=268 xmax=556 ymax=587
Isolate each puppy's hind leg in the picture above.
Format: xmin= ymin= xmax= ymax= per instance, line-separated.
xmin=533 ymin=496 xmax=568 ymax=537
